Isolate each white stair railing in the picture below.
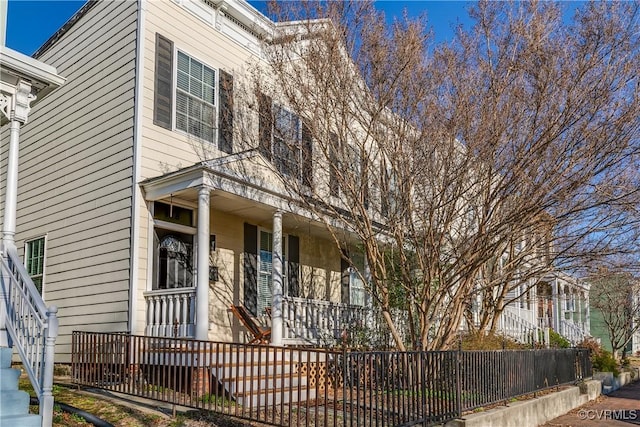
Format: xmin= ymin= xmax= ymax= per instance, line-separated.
xmin=560 ymin=319 xmax=588 ymax=345
xmin=500 ymin=308 xmax=548 ymax=347
xmin=1 ymin=246 xmax=58 ymax=427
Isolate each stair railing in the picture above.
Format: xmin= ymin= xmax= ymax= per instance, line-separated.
xmin=1 ymin=246 xmax=58 ymax=427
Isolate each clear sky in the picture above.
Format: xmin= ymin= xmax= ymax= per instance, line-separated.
xmin=5 ymin=0 xmax=474 ymax=56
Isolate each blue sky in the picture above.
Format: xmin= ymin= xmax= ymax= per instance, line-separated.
xmin=5 ymin=0 xmax=474 ymax=56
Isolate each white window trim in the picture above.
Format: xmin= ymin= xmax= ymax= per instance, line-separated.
xmin=147 ymin=203 xmax=197 ymax=292
xmin=172 ymin=47 xmax=220 ymax=144
xmin=24 ymin=235 xmax=47 ymax=297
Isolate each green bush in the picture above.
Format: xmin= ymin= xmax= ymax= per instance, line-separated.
xmin=592 ymin=350 xmax=619 ymax=376
xmin=549 ymin=330 xmax=570 ymax=348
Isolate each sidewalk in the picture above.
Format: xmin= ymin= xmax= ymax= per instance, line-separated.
xmin=542 ymin=380 xmax=640 ymax=426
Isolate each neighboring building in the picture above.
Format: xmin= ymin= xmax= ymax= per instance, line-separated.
xmin=589 ymin=274 xmax=639 ymax=356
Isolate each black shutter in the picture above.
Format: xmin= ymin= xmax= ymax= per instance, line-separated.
xmin=380 ymin=159 xmax=389 ymax=216
xmin=243 ymin=223 xmax=258 ymax=315
xmin=341 ymin=253 xmax=350 ymax=304
xmin=288 ymin=235 xmax=300 ymax=297
xmin=154 ymin=33 xmax=173 ymax=129
xmin=218 ymin=70 xmax=234 ymax=154
xmin=258 ymin=93 xmax=273 ymax=159
xmin=301 ymin=121 xmax=313 ymax=187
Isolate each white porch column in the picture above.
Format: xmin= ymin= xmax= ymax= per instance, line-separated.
xmin=584 ymin=293 xmax=591 ymax=334
xmin=552 ymin=278 xmax=560 ymax=332
xmin=1 ymin=80 xmax=35 ymax=249
xmin=195 ymin=186 xmax=210 ymax=340
xmin=271 ymin=210 xmax=283 ymax=345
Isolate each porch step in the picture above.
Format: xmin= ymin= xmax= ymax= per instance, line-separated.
xmin=220 ymin=372 xmax=309 ymax=394
xmin=0 ymin=389 xmax=31 ymax=416
xmin=0 ymin=414 xmax=42 ymax=427
xmin=0 ymin=365 xmax=20 ymax=390
xmin=1 ymin=346 xmax=12 ymax=368
xmin=234 ymin=386 xmax=316 ymax=408
xmin=0 ymin=347 xmax=41 ymax=427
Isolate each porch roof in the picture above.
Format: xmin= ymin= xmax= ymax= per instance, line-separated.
xmin=140 ymin=150 xmax=355 ymax=240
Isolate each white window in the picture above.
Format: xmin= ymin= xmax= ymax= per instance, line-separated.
xmin=25 ymin=237 xmax=46 ymax=294
xmin=176 ymin=51 xmax=216 ymax=142
xmin=349 ymin=267 xmax=365 ymax=307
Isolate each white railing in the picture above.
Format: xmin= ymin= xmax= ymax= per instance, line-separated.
xmin=144 ymin=288 xmax=196 ymax=337
xmin=1 ymin=247 xmax=58 ymax=427
xmin=500 ymin=308 xmax=548 ymax=347
xmin=282 ymin=296 xmax=367 ymax=345
xmin=560 ymin=319 xmax=588 ymax=346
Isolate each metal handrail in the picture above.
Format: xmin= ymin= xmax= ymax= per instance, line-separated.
xmin=1 ymin=246 xmax=58 ymax=427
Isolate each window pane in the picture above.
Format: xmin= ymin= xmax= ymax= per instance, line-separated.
xmin=190 ymin=77 xmax=202 ymax=98
xmin=177 ymin=51 xmax=189 ymax=73
xmin=191 ymin=59 xmax=203 ymax=81
xmin=203 ymin=67 xmax=215 ymax=87
xmin=175 ymin=51 xmax=217 ymax=142
xmin=177 ymin=70 xmax=189 ymax=91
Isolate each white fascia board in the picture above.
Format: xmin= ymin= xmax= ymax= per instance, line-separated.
xmin=0 ymin=46 xmax=65 ymax=86
xmin=142 ymin=168 xmax=208 ymax=201
xmin=0 ymin=45 xmax=65 ymax=101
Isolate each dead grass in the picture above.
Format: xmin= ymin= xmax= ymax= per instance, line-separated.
xmin=19 ymin=377 xmax=255 ymax=427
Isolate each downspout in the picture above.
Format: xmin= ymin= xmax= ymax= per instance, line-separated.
xmin=128 ymin=0 xmax=146 ymax=335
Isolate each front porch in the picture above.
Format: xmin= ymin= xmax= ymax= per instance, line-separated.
xmin=144 ymin=291 xmax=367 ymax=347
xmin=139 ymin=154 xmax=369 ymax=347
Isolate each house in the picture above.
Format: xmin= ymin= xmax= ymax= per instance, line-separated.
xmin=2 ymin=0 xmax=376 ymax=364
xmin=2 ymin=0 xmax=590 ymax=367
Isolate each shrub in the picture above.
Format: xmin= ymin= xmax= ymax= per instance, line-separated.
xmin=460 ymin=332 xmax=528 ymax=350
xmin=548 ymin=330 xmax=571 ymax=348
xmin=579 ymin=338 xmax=620 ymax=376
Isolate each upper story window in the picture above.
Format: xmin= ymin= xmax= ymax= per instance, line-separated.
xmin=25 ymin=237 xmax=46 ymax=294
xmin=258 ymin=93 xmax=313 ymax=187
xmin=274 ymin=106 xmax=302 ymax=179
xmin=176 ymin=51 xmax=216 ymax=142
xmin=154 ymin=33 xmax=234 ymax=154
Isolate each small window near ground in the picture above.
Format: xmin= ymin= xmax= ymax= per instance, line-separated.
xmin=25 ymin=237 xmax=46 ymax=294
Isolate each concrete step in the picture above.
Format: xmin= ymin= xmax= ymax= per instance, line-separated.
xmin=235 ymin=386 xmax=316 ymax=407
xmin=0 ymin=367 xmax=21 ymax=390
xmin=221 ymin=372 xmax=309 ymax=394
xmin=214 ymin=362 xmax=294 ymax=378
xmin=0 ymin=347 xmax=12 ymax=369
xmin=0 ymin=414 xmax=42 ymax=427
xmin=0 ymin=389 xmax=31 ymax=416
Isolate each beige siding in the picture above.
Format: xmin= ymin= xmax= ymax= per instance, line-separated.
xmin=8 ymin=1 xmax=138 ymax=363
xmin=206 ymin=210 xmax=342 ymax=342
xmin=140 ymin=0 xmax=257 ymax=180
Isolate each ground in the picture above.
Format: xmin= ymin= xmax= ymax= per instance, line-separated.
xmin=21 ymin=377 xmax=259 ymax=427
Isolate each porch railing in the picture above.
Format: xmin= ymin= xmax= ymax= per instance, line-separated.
xmin=144 ymin=288 xmax=195 ymax=337
xmin=500 ymin=308 xmax=548 ymax=347
xmin=1 ymin=246 xmax=58 ymax=426
xmin=282 ymin=296 xmax=367 ymax=345
xmin=71 ymin=331 xmax=592 ymax=427
xmin=560 ymin=319 xmax=588 ymax=346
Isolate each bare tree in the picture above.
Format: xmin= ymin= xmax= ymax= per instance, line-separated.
xmin=204 ymin=0 xmax=640 ymax=350
xmin=589 ymin=271 xmax=640 ymax=359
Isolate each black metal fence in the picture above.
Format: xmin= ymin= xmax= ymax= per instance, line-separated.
xmin=71 ymin=331 xmax=591 ymax=426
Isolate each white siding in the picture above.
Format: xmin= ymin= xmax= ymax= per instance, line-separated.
xmin=3 ymin=1 xmax=139 ymax=362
